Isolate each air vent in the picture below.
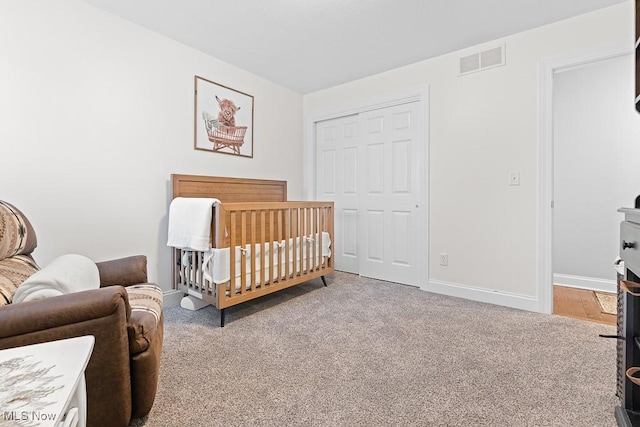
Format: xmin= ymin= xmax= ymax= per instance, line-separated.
xmin=459 ymin=53 xmax=480 ymax=74
xmin=458 ymin=44 xmax=506 ymax=76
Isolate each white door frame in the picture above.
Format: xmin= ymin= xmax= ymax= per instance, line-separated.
xmin=537 ymin=43 xmax=630 ymax=314
xmin=304 ymin=86 xmax=430 ymax=287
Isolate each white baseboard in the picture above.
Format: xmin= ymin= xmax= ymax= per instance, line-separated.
xmin=423 ymin=279 xmax=540 ymax=312
xmin=162 ymin=289 xmax=183 ymax=307
xmin=553 ymin=273 xmax=616 ymax=293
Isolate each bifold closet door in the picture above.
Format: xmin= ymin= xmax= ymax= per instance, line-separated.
xmin=358 ymin=102 xmax=421 ymax=285
xmin=316 ymin=114 xmax=360 ymax=274
xmin=316 ymin=102 xmax=421 ymax=285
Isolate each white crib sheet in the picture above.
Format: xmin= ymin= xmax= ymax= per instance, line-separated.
xmin=206 ymin=232 xmax=331 ymax=286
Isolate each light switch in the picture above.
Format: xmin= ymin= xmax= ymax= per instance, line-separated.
xmin=509 ymin=172 xmax=520 ymax=186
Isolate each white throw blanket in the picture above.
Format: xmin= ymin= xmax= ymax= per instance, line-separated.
xmin=13 ymin=254 xmax=100 ymax=303
xmin=167 ymin=197 xmax=219 ymax=252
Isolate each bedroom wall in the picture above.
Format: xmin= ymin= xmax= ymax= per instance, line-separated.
xmin=303 ymin=3 xmax=633 ymax=310
xmin=0 ymin=0 xmax=303 ymax=291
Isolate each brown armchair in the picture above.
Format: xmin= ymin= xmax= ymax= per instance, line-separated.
xmin=0 ymin=201 xmax=163 ymax=427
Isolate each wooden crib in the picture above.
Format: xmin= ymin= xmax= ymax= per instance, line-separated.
xmin=171 ymin=174 xmax=334 ymax=326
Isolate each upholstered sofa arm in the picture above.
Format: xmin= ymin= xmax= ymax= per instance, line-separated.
xmin=97 ymin=255 xmax=148 ymax=287
xmin=0 ymin=286 xmax=131 ymax=340
xmin=0 ymin=286 xmax=135 ymax=427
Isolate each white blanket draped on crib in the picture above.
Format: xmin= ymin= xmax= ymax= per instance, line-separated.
xmin=167 ymin=197 xmax=220 ymax=252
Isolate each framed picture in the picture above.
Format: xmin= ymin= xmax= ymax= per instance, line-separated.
xmin=194 ymin=75 xmax=254 ymax=158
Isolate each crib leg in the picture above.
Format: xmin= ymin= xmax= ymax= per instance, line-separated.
xmin=321 ymin=275 xmax=327 ymax=287
xmin=220 ymin=308 xmax=225 ymax=327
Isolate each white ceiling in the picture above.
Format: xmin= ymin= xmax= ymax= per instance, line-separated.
xmin=81 ymin=0 xmax=626 ymax=94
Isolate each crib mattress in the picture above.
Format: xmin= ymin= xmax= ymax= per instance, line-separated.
xmin=205 ymin=231 xmax=331 ymax=285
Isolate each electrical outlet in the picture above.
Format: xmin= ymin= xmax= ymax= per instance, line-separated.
xmin=439 ymin=253 xmax=448 ymax=266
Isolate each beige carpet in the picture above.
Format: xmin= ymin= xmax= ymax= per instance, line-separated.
xmin=132 ymin=272 xmax=617 ymax=427
xmin=595 ymin=291 xmax=617 ymax=315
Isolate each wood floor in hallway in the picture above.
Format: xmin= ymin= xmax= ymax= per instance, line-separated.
xmin=553 ymin=285 xmax=616 ymax=326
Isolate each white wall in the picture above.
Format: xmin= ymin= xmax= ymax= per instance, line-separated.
xmin=303 ymin=3 xmax=633 ymax=310
xmin=553 ymin=53 xmax=640 ymax=288
xmin=0 ymin=0 xmax=303 ymax=290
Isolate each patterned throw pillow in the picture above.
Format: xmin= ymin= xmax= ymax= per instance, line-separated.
xmin=0 ymin=254 xmax=39 ymax=305
xmin=0 ymin=200 xmax=37 ymax=262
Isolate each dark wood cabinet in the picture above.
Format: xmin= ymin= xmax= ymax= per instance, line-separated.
xmin=616 ymin=209 xmax=640 ymax=426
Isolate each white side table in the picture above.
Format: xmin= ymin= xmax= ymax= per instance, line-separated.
xmin=0 ymin=335 xmax=95 ymax=427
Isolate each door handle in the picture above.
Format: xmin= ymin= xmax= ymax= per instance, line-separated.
xmin=623 ymin=240 xmax=636 ymax=250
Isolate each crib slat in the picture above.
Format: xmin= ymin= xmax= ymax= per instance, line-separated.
xmin=296 ymin=208 xmax=301 ymax=276
xmin=314 ymin=209 xmax=322 ymax=271
xmin=302 ymin=207 xmax=307 ymax=275
xmin=230 ymin=212 xmax=236 ymax=298
xmin=319 ymin=207 xmax=325 ymax=273
xmin=302 ymin=208 xmax=307 ymax=274
xmin=299 ymin=208 xmax=307 ymax=276
xmin=299 ymin=208 xmax=304 ymax=275
xmin=325 ymin=207 xmax=330 ymax=270
xmin=195 ymin=250 xmax=200 ymax=290
xmin=200 ymin=250 xmax=205 ymax=290
xmin=178 ymin=249 xmax=182 ymax=289
xmin=302 ymin=208 xmax=306 ymax=274
xmin=328 ymin=204 xmax=334 ymax=269
xmin=173 ymin=249 xmax=179 ymax=289
xmin=240 ymin=211 xmax=247 ymax=295
xmin=183 ymin=250 xmax=188 ymax=289
xmin=307 ymin=207 xmax=312 ymax=274
xmin=300 ymin=208 xmax=310 ymax=275
xmin=260 ymin=210 xmax=266 ymax=288
xmin=178 ymin=249 xmax=183 ymax=287
xmin=296 ymin=208 xmax=302 ymax=277
xmin=269 ymin=210 xmax=275 ymax=284
xmin=190 ymin=251 xmax=195 ymax=289
xmin=190 ymin=251 xmax=195 ymax=288
xmin=317 ymin=207 xmax=322 ymax=271
xmin=312 ymin=207 xmax=317 ymax=272
xmin=284 ymin=208 xmax=290 ymax=281
xmin=250 ymin=210 xmax=257 ymax=292
xmin=308 ymin=209 xmax=313 ymax=272
xmin=277 ymin=210 xmax=283 ymax=282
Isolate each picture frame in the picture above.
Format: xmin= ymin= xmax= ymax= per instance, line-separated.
xmin=194 ymin=75 xmax=254 ymax=158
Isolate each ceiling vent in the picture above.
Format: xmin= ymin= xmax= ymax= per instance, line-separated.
xmin=458 ymin=44 xmax=506 ymax=76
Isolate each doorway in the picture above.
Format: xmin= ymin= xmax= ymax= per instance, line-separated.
xmin=539 ymin=44 xmax=635 ymax=314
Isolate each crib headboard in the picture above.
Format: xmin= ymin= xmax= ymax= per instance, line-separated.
xmin=171 ymin=174 xmax=287 ymax=202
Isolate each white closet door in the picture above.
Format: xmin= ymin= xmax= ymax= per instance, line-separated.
xmin=315 ymin=102 xmax=422 ymax=285
xmin=358 ymin=102 xmax=421 ymax=285
xmin=316 ymin=115 xmax=360 ymax=274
